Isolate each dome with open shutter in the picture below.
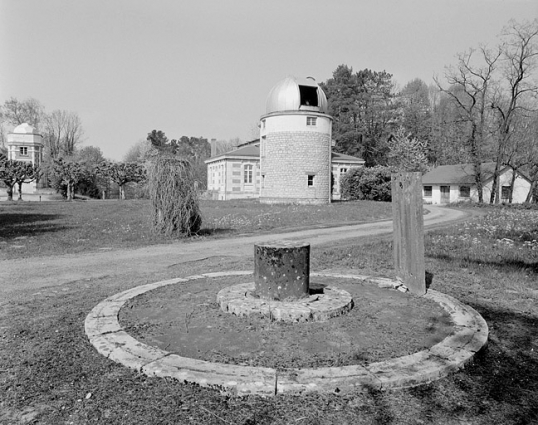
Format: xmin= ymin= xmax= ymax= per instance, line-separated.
xmin=265 ymin=76 xmax=328 ymax=115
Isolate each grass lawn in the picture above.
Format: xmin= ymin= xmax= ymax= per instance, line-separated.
xmin=0 ymin=199 xmax=392 ymax=260
xmin=1 ymin=202 xmax=538 ymax=424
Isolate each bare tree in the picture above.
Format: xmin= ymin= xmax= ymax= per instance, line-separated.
xmin=2 ymin=97 xmax=44 ymax=129
xmin=213 ymin=138 xmax=242 ymax=156
xmin=489 ymin=19 xmax=538 ymax=203
xmin=435 ymin=46 xmax=501 ymax=202
xmin=123 ymin=139 xmax=154 ymax=163
xmin=42 ymin=110 xmax=84 ymax=159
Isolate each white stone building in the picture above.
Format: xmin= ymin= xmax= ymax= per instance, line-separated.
xmin=205 ymin=76 xmax=364 ymax=202
xmin=205 ymin=139 xmax=363 ymax=201
xmin=6 ymin=123 xmax=44 ymax=193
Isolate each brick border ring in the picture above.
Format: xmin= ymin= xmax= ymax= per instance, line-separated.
xmin=217 ymin=282 xmax=353 ymax=322
xmin=85 ymin=272 xmax=489 ymax=396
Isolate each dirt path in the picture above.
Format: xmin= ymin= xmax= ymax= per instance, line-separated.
xmin=1 ymin=206 xmax=470 ymax=296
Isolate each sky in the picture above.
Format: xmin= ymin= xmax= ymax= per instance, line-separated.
xmin=1 ymin=0 xmax=537 ymax=161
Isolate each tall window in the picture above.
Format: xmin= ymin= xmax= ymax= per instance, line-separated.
xmin=423 ymin=186 xmax=432 ymax=197
xmin=501 ymin=186 xmax=512 ymax=202
xmin=244 ymin=164 xmax=253 ymax=184
xmin=19 ymin=147 xmax=28 ymax=156
xmin=307 ymin=174 xmax=315 ymax=186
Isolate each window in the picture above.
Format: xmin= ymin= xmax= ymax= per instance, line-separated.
xmin=299 ymin=85 xmax=318 ymax=107
xmin=307 ymin=175 xmax=315 ymax=187
xmin=340 ymin=167 xmax=348 ymax=175
xmin=19 ymin=147 xmax=28 ymax=156
xmin=459 ymin=186 xmax=470 ymax=198
xmin=244 ymin=164 xmax=253 ymax=184
xmin=306 ymin=117 xmax=317 ymax=126
xmin=501 ymin=186 xmax=512 ymax=202
xmin=261 ymin=119 xmax=266 ymax=129
xmin=423 ymin=186 xmax=432 ymax=197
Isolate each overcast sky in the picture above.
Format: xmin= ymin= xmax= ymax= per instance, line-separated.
xmin=1 ymin=0 xmax=537 ymax=160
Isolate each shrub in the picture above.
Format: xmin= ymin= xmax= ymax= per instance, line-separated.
xmin=341 ymin=166 xmax=392 ymax=202
xmin=147 ymin=156 xmax=202 ymax=236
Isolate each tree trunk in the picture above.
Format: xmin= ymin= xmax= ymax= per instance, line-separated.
xmin=119 ymin=185 xmax=125 ymax=200
xmin=469 ymin=124 xmax=484 ymax=203
xmin=489 ymin=160 xmax=502 ymax=204
xmin=525 ymin=180 xmax=536 ymax=203
xmin=66 ymin=182 xmax=72 ymax=201
xmin=17 ymin=182 xmax=23 ymax=201
xmin=6 ymin=186 xmax=13 ymax=201
xmin=474 ymin=163 xmax=483 ymax=204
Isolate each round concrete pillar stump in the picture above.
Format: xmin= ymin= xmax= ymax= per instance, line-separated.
xmin=254 ymin=240 xmax=310 ymax=301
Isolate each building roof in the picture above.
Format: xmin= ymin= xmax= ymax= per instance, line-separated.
xmin=332 ymin=151 xmax=365 ymax=164
xmin=205 ymin=144 xmax=260 ymax=163
xmin=237 ymin=139 xmax=260 ymax=148
xmin=265 ymin=76 xmax=329 ymax=115
xmin=206 ymin=144 xmax=364 ymax=165
xmin=11 ymin=123 xmax=38 ymax=135
xmin=422 ymin=162 xmax=501 ymax=185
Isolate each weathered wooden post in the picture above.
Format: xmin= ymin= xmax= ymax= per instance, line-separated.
xmin=254 ymin=240 xmax=310 ymax=301
xmin=391 ymin=172 xmax=426 ymax=295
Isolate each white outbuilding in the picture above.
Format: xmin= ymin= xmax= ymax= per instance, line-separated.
xmin=422 ymin=162 xmax=532 ymax=204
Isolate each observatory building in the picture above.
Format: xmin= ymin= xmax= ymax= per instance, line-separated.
xmin=205 ymin=76 xmax=364 ymax=202
xmin=259 ymin=76 xmax=333 ymax=204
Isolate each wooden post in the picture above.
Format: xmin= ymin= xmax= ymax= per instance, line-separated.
xmin=391 ymin=172 xmax=426 ymax=295
xmin=254 ymin=241 xmax=310 ymax=301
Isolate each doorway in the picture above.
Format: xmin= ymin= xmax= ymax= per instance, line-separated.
xmin=440 ymin=186 xmax=450 ymax=203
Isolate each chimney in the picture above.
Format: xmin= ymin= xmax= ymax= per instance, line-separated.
xmin=210 ymin=138 xmax=217 ymax=157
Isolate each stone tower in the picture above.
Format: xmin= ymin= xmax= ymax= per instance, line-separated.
xmin=7 ymin=123 xmax=44 ymax=192
xmin=259 ymin=76 xmax=332 ymax=204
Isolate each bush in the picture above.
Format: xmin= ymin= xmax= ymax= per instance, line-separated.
xmin=341 ymin=166 xmax=392 ymax=202
xmin=148 ymin=156 xmax=202 ymax=236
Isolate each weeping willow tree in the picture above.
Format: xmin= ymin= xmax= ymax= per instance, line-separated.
xmin=148 ymin=156 xmax=202 ymax=236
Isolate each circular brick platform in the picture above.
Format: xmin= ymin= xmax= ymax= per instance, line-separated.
xmin=217 ymin=282 xmax=353 ymax=322
xmin=85 ymin=271 xmax=489 ymax=396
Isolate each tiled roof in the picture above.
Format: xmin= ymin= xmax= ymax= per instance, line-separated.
xmin=422 ymin=162 xmax=498 ymax=185
xmin=205 ymin=145 xmax=260 ymax=163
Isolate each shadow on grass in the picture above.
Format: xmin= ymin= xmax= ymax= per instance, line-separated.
xmin=367 ymin=302 xmax=538 ymax=424
xmin=0 ymin=213 xmax=65 ymax=239
xmin=2 ymin=287 xmax=537 ymax=424
xmin=430 ymin=303 xmax=536 ymax=423
xmin=429 ymin=253 xmax=538 ymax=275
xmin=197 ymin=227 xmax=234 ymax=236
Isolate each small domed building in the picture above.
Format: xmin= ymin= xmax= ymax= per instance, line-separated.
xmin=6 ymin=123 xmax=44 ymax=193
xmin=205 ymin=76 xmax=364 ymax=202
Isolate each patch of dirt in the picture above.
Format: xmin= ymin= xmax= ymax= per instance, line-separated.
xmin=119 ymin=276 xmax=453 ymax=369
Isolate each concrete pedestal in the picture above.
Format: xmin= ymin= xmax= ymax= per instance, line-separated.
xmin=254 ymin=241 xmax=310 ymax=301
